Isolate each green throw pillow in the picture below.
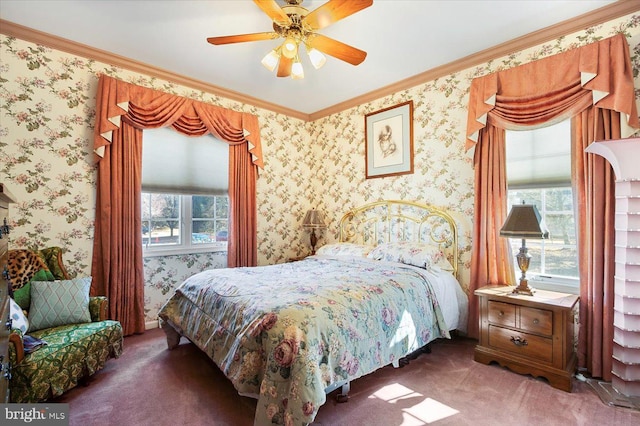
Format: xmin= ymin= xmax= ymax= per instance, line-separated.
xmin=28 ymin=277 xmax=92 ymax=332
xmin=13 ymin=268 xmax=55 ymax=311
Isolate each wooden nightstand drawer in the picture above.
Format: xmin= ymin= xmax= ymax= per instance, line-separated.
xmin=474 ymin=286 xmax=579 ymax=392
xmin=488 ymin=325 xmax=553 ymax=363
xmin=488 ymin=301 xmax=516 ymax=327
xmin=519 ymin=306 xmax=553 ymax=336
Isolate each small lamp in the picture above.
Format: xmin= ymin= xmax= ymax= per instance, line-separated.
xmin=302 ymin=209 xmax=326 ymax=255
xmin=500 ymin=202 xmax=549 ymax=296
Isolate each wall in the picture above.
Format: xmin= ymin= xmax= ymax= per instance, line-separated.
xmin=309 ymin=12 xmax=640 ymax=291
xmin=1 ymin=13 xmax=639 ymax=324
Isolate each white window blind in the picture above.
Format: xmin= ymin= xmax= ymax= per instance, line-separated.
xmin=506 ymin=119 xmax=571 ymax=188
xmin=142 ymin=127 xmax=229 ymax=195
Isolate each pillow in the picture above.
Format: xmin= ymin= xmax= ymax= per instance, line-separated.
xmin=37 ymin=247 xmax=69 ymax=280
xmin=13 ymin=268 xmax=55 ymax=311
xmin=367 ymin=241 xmax=454 ymax=272
xmin=9 ymin=297 xmax=29 ymax=335
xmin=7 ymin=249 xmax=50 ymax=292
xmin=316 ymin=243 xmax=374 ymax=257
xmin=28 ymin=277 xmax=92 ymax=332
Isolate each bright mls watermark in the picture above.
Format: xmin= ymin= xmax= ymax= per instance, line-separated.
xmin=3 ymin=404 xmax=69 ymax=425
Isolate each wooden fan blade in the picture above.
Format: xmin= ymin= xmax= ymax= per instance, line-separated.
xmin=277 ymin=56 xmax=292 ymax=77
xmin=253 ymin=0 xmax=292 ymax=26
xmin=303 ymin=0 xmax=373 ymax=31
xmin=207 ymin=32 xmax=277 ymax=45
xmin=307 ymin=34 xmax=367 ymax=65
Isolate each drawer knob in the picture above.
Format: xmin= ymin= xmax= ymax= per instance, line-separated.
xmin=533 ymin=319 xmax=539 ymax=324
xmin=510 ymin=336 xmax=528 ymax=347
xmin=498 ymin=311 xmax=504 ymax=317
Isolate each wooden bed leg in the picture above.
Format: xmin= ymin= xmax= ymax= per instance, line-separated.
xmin=336 ymin=382 xmax=350 ymax=403
xmin=161 ymin=321 xmax=181 ymax=349
xmin=399 ymin=343 xmax=433 ymax=367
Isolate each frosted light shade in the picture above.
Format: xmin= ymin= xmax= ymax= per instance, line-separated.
xmin=307 ymin=48 xmax=326 ymax=69
xmin=281 ymin=38 xmax=298 ymax=59
xmin=291 ymin=60 xmax=304 ymax=79
xmin=261 ymin=50 xmax=279 ymax=72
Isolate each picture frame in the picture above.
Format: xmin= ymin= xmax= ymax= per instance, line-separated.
xmin=364 ymin=100 xmax=414 ymax=179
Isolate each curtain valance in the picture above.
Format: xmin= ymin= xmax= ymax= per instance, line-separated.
xmin=93 ymin=74 xmax=264 ymax=169
xmin=466 ymin=33 xmax=639 ymax=151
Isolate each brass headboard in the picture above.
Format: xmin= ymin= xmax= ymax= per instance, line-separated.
xmin=338 ymin=200 xmax=459 ymax=277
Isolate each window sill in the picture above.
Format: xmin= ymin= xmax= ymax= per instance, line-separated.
xmin=143 ymin=245 xmax=227 ymax=258
xmin=528 ymin=276 xmax=579 ymax=295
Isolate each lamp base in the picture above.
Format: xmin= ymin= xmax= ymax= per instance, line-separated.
xmin=309 ymin=229 xmax=318 ymax=255
xmin=512 ymin=239 xmax=534 ymax=296
xmin=511 ymin=279 xmax=535 ymax=296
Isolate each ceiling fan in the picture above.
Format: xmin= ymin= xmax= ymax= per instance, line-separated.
xmin=207 ymin=0 xmax=373 ymax=79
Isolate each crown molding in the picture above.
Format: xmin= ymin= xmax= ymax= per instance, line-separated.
xmin=309 ymin=0 xmax=640 ymax=120
xmin=1 ymin=1 xmax=638 ymax=122
xmin=0 ymin=19 xmax=311 ymax=121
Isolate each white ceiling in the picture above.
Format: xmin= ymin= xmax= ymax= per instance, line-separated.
xmin=0 ymin=0 xmax=620 ymax=115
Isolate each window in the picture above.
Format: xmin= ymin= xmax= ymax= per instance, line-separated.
xmin=141 ymin=193 xmax=228 ymax=255
xmin=141 ymin=127 xmax=229 ymax=256
xmin=505 ymin=120 xmax=579 ymax=293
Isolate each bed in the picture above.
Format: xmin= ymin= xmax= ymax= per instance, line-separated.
xmin=157 ymin=200 xmax=468 ymax=425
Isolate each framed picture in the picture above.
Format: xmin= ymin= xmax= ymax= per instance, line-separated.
xmin=364 ymin=100 xmax=414 ymax=179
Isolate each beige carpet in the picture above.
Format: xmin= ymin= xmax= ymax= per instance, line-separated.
xmin=55 ymin=328 xmax=640 ymax=426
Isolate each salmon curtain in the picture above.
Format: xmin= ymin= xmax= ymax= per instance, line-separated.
xmin=468 ymin=124 xmax=516 ymax=339
xmin=92 ymin=74 xmax=264 ymax=335
xmin=574 ymin=107 xmax=619 ymax=380
xmin=465 ymin=33 xmax=639 ymax=380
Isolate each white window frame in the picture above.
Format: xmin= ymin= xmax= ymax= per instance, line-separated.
xmin=506 ymin=120 xmax=579 ymax=295
xmin=506 ymin=187 xmax=579 ymax=295
xmin=142 ymin=193 xmax=228 ymax=258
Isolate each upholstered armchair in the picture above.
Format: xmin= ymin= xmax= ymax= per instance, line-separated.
xmin=7 ymin=247 xmax=123 ymax=403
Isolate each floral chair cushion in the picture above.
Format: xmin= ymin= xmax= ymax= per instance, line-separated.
xmin=9 ymin=320 xmax=124 ymax=403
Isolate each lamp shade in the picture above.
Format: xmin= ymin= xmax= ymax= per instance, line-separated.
xmin=500 ymin=204 xmax=549 ymax=239
xmin=281 ymin=37 xmax=298 ymax=59
xmin=302 ymin=209 xmax=326 ymax=229
xmin=261 ymin=49 xmax=279 ymax=72
xmin=307 ymin=48 xmax=326 ymax=69
xmin=291 ymin=58 xmax=304 ymax=80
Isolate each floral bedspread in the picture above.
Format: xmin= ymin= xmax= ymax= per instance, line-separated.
xmin=158 ymin=256 xmax=450 ymax=425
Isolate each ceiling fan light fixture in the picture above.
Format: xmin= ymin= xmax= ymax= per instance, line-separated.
xmin=261 ymin=49 xmax=280 ymax=72
xmin=307 ymin=47 xmax=326 ymax=70
xmin=291 ymin=57 xmax=304 ymax=79
xmin=207 ymin=0 xmax=372 ymax=79
xmin=281 ymin=37 xmax=298 ymax=59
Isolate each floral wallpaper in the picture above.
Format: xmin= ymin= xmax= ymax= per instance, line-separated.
xmin=1 ymin=13 xmax=638 ymax=325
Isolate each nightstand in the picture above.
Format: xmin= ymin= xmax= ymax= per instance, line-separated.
xmin=474 ymin=285 xmax=579 ymax=392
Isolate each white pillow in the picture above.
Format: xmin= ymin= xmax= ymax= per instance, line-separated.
xmin=9 ymin=297 xmax=29 ymax=335
xmin=367 ymin=241 xmax=454 ymax=272
xmin=316 ymin=243 xmax=374 ymax=257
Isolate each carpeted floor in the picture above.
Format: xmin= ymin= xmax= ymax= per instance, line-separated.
xmin=55 ymin=328 xmax=640 ymax=426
